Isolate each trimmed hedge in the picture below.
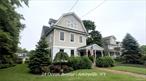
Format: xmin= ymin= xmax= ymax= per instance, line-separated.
xmin=68 ymin=56 xmax=92 ymax=70
xmin=96 ymin=56 xmax=115 ymax=67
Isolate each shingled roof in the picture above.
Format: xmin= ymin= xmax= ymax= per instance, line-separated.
xmin=41 ymin=25 xmax=50 ymax=37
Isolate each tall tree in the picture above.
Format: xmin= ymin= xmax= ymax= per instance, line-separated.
xmin=122 ymin=33 xmax=142 ymax=64
xmin=83 ymin=20 xmax=96 ymax=33
xmin=87 ymin=30 xmax=103 ymax=46
xmin=28 ymin=37 xmax=51 ymax=74
xmin=0 ymin=0 xmax=28 ymax=67
xmin=83 ymin=20 xmax=103 ymax=46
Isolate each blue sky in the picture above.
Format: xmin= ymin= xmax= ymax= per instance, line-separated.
xmin=17 ymin=0 xmax=146 ymax=51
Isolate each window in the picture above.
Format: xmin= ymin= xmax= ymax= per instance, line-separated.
xmin=67 ymin=20 xmax=76 ymax=28
xmin=60 ymin=32 xmax=64 ymax=41
xmin=74 ymin=23 xmax=77 ymax=28
xmin=60 ymin=49 xmax=64 ymax=52
xmin=79 ymin=36 xmax=82 ymax=43
xmin=71 ymin=50 xmax=74 ymax=56
xmin=70 ymin=34 xmax=74 ymax=42
xmin=67 ymin=21 xmax=71 ymax=27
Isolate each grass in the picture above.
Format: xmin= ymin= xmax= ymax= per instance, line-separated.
xmin=110 ymin=64 xmax=146 ymax=75
xmin=0 ymin=64 xmax=145 ymax=81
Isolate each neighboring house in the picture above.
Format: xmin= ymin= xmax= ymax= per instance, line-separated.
xmin=103 ymin=35 xmax=122 ymax=58
xmin=16 ymin=52 xmax=29 ymax=63
xmin=41 ymin=12 xmax=104 ymax=61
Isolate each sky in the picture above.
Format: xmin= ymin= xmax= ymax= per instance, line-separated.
xmin=17 ymin=0 xmax=146 ymax=51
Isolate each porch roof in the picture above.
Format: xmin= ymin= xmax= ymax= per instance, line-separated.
xmin=78 ymin=44 xmax=104 ymax=51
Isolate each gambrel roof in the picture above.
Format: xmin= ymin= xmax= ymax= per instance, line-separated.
xmin=41 ymin=12 xmax=88 ymax=37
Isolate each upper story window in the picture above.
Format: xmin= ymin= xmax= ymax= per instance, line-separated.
xmin=71 ymin=34 xmax=74 ymax=42
xmin=60 ymin=32 xmax=64 ymax=41
xmin=79 ymin=36 xmax=82 ymax=43
xmin=67 ymin=20 xmax=77 ymax=28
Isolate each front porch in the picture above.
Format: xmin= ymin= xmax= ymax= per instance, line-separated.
xmin=78 ymin=44 xmax=104 ymax=65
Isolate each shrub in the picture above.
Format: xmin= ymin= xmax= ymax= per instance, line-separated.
xmin=0 ymin=64 xmax=15 ymax=69
xmin=15 ymin=58 xmax=23 ymax=64
xmin=141 ymin=55 xmax=146 ymax=65
xmin=68 ymin=56 xmax=92 ymax=70
xmin=96 ymin=56 xmax=115 ymax=67
xmin=54 ymin=52 xmax=69 ymax=62
xmin=25 ymin=58 xmax=29 ymax=64
xmin=49 ymin=64 xmax=73 ymax=73
xmin=88 ymin=55 xmax=94 ymax=62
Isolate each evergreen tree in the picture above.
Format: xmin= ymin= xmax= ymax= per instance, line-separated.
xmin=0 ymin=0 xmax=28 ymax=68
xmin=28 ymin=37 xmax=51 ymax=74
xmin=122 ymin=33 xmax=142 ymax=64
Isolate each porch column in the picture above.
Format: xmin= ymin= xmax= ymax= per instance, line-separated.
xmin=108 ymin=51 xmax=110 ymax=56
xmin=93 ymin=50 xmax=96 ymax=66
xmin=86 ymin=49 xmax=88 ymax=56
xmin=90 ymin=50 xmax=93 ymax=56
xmin=114 ymin=52 xmax=116 ymax=58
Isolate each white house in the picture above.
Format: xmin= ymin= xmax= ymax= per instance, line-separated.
xmin=41 ymin=12 xmax=104 ymax=60
xmin=103 ymin=35 xmax=122 ymax=58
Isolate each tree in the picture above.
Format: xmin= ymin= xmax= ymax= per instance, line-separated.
xmin=83 ymin=20 xmax=96 ymax=33
xmin=0 ymin=0 xmax=28 ymax=68
xmin=87 ymin=30 xmax=103 ymax=46
xmin=140 ymin=45 xmax=146 ymax=55
xmin=17 ymin=47 xmax=28 ymax=53
xmin=83 ymin=20 xmax=103 ymax=46
xmin=28 ymin=50 xmax=35 ymax=57
xmin=122 ymin=33 xmax=142 ymax=64
xmin=28 ymin=37 xmax=51 ymax=74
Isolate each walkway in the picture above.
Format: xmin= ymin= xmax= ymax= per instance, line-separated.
xmin=96 ymin=68 xmax=146 ymax=79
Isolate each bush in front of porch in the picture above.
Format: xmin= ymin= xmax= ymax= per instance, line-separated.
xmin=68 ymin=56 xmax=92 ymax=70
xmin=96 ymin=56 xmax=115 ymax=67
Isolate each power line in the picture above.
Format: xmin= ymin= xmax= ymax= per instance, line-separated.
xmin=69 ymin=0 xmax=79 ymax=11
xmin=82 ymin=0 xmax=107 ymax=17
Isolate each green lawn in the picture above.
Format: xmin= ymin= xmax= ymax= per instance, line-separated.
xmin=110 ymin=64 xmax=146 ymax=75
xmin=0 ymin=64 xmax=145 ymax=81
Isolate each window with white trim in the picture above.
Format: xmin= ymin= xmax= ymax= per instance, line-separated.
xmin=71 ymin=34 xmax=74 ymax=42
xmin=60 ymin=32 xmax=64 ymax=41
xmin=79 ymin=36 xmax=82 ymax=43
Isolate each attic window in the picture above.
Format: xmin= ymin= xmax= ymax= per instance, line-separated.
xmin=67 ymin=20 xmax=76 ymax=28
